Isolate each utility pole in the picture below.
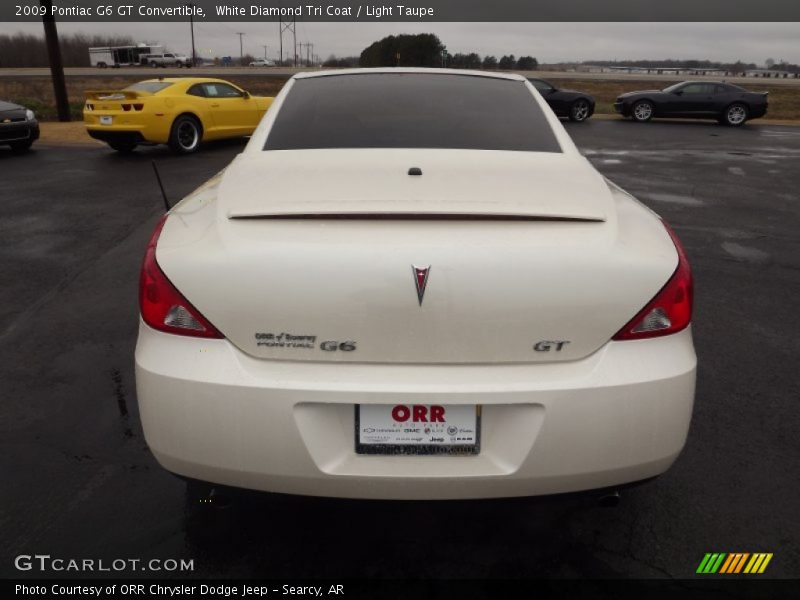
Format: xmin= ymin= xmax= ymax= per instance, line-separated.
xmin=235 ymin=32 xmax=245 ymax=65
xmin=279 ymin=13 xmax=296 ymax=67
xmin=292 ymin=17 xmax=297 ymax=66
xmin=299 ymin=42 xmax=309 ymax=67
xmin=189 ymin=2 xmax=197 ymax=66
xmin=308 ymin=43 xmax=314 ymax=67
xmin=39 ymin=0 xmax=70 ymax=122
xmin=261 ymin=45 xmax=268 ymax=60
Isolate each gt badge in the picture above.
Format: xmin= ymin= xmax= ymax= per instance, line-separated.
xmin=412 ymin=265 xmax=431 ymax=306
xmin=534 ymin=340 xmax=571 ymax=352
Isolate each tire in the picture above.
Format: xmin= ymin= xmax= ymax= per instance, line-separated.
xmin=108 ymin=142 xmax=136 ymax=154
xmin=632 ymin=100 xmax=654 ymax=122
xmin=722 ymin=103 xmax=748 ymax=127
xmin=168 ymin=115 xmax=202 ymax=154
xmin=569 ymin=98 xmax=592 ymax=122
xmin=9 ymin=139 xmax=33 ymax=153
xmin=149 ymin=61 xmax=157 ymax=68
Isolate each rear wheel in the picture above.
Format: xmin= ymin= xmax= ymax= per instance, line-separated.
xmin=632 ymin=100 xmax=654 ymax=122
xmin=569 ymin=98 xmax=592 ymax=122
xmin=722 ymin=103 xmax=748 ymax=127
xmin=168 ymin=115 xmax=202 ymax=154
xmin=108 ymin=142 xmax=136 ymax=154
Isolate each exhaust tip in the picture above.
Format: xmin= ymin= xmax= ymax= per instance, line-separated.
xmin=597 ymin=490 xmax=621 ymax=508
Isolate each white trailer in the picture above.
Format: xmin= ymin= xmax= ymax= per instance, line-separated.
xmin=89 ymin=44 xmax=165 ymax=68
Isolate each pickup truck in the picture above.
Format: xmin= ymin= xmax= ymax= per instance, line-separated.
xmin=143 ymin=53 xmax=192 ymax=68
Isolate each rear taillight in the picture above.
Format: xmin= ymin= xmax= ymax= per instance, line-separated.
xmin=139 ymin=215 xmax=223 ymax=338
xmin=613 ymin=221 xmax=693 ymax=341
xmin=122 ymin=103 xmax=131 ymax=111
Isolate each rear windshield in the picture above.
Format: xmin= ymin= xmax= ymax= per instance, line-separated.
xmin=124 ymin=82 xmax=174 ymax=94
xmin=264 ymin=74 xmax=561 ymax=153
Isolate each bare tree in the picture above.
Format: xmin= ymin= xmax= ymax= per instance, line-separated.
xmin=0 ymin=32 xmax=135 ymax=67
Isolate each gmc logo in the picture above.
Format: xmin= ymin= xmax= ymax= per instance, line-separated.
xmin=391 ymin=405 xmax=445 ymax=423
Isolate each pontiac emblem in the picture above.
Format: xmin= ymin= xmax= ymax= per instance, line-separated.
xmin=412 ymin=265 xmax=431 ymax=306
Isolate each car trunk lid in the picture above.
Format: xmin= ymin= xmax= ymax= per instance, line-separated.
xmin=156 ymin=151 xmax=677 ymax=364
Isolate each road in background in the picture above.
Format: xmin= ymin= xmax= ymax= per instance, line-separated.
xmin=2 ymin=66 xmax=800 ymax=86
xmin=1 ymin=121 xmax=798 ymax=578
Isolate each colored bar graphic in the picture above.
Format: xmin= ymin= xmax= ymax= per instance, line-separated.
xmin=699 ymin=552 xmax=773 ymax=575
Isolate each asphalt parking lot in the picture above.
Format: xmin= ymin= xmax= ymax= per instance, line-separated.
xmin=1 ymin=119 xmax=798 ymax=579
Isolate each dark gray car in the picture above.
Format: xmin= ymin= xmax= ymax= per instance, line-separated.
xmin=614 ymin=81 xmax=768 ymax=126
xmin=0 ymin=100 xmax=39 ymax=152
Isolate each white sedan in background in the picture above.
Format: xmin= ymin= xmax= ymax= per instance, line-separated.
xmin=249 ymin=58 xmax=276 ymax=67
xmin=135 ymin=69 xmax=696 ymax=500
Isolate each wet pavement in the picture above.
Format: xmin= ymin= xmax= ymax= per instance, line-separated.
xmin=1 ymin=120 xmax=799 ymax=579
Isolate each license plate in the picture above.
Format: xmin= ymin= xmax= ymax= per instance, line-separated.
xmin=356 ymin=404 xmax=480 ymax=455
xmin=100 ymin=116 xmax=113 ymax=125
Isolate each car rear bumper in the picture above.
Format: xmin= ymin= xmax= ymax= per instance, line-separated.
xmin=86 ymin=129 xmax=146 ymax=145
xmin=85 ymin=112 xmax=170 ymax=144
xmin=135 ymin=322 xmax=696 ymax=500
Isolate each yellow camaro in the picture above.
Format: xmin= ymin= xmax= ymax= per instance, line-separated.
xmin=84 ymin=77 xmax=274 ymax=154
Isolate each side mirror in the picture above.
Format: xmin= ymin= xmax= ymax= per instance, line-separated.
xmin=673 ymin=90 xmax=684 ymax=96
xmin=243 ymin=91 xmax=251 ymax=99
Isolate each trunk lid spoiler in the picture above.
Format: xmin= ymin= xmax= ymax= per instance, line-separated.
xmin=84 ymin=89 xmax=153 ymax=100
xmin=219 ymin=150 xmax=611 ymax=222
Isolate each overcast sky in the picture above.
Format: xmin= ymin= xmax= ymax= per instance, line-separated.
xmin=2 ymin=22 xmax=799 ymax=65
